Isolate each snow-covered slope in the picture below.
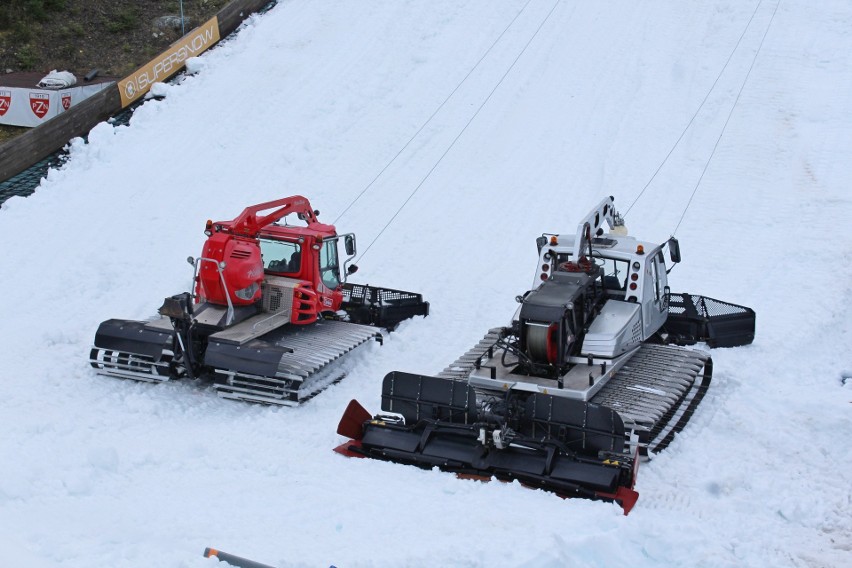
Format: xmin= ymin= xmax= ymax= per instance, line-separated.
xmin=1 ymin=1 xmax=850 ymax=566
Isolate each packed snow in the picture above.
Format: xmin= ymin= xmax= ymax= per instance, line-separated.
xmin=1 ymin=1 xmax=850 ymax=566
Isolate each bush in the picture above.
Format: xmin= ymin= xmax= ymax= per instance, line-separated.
xmin=12 ymin=22 xmax=33 ymax=44
xmin=60 ymin=21 xmax=84 ymax=39
xmin=0 ymin=0 xmax=65 ymax=31
xmin=24 ymin=0 xmax=65 ymax=22
xmin=16 ymin=44 xmax=38 ymax=70
xmin=106 ymin=7 xmax=140 ymax=34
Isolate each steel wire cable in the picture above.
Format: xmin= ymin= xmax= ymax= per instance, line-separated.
xmin=672 ymin=0 xmax=781 ymax=235
xmin=624 ymin=0 xmax=765 ymax=217
xmin=333 ymin=0 xmax=535 ymax=225
xmin=355 ymin=0 xmax=561 ymax=264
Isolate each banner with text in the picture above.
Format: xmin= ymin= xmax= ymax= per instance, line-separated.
xmin=118 ymin=16 xmax=220 ymax=108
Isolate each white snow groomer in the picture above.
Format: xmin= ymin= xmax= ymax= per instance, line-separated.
xmin=334 ymin=196 xmax=754 ymax=513
xmin=90 ymin=195 xmax=429 ymax=405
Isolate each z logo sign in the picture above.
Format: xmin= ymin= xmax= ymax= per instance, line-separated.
xmin=30 ymin=92 xmax=50 ymax=119
xmin=0 ymin=90 xmax=10 ymax=116
xmin=61 ymin=94 xmax=71 ymax=111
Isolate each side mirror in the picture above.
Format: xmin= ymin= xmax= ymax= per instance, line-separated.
xmin=536 ymin=235 xmax=547 ymax=253
xmin=347 ymin=264 xmax=359 ymax=275
xmin=344 ymin=234 xmax=356 ymax=256
xmin=668 ymin=237 xmax=681 ymax=264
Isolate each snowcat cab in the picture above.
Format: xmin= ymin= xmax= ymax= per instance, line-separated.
xmin=90 ymin=195 xmax=429 ymax=405
xmin=192 ymin=197 xmax=353 ymax=327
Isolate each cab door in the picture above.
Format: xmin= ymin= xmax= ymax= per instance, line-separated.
xmin=642 ymin=248 xmax=669 ymax=335
xmin=316 ymin=237 xmax=344 ymax=310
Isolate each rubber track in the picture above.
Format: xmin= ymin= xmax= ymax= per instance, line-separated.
xmin=590 ymin=344 xmax=711 ymax=454
xmin=437 ymin=328 xmax=504 ymax=380
xmin=213 ymin=319 xmax=381 ymax=405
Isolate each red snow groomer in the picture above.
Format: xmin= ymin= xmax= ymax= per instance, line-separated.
xmin=334 ymin=196 xmax=754 ymax=514
xmin=90 ymin=195 xmax=428 ymax=405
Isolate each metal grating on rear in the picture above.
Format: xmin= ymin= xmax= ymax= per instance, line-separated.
xmin=343 ymin=283 xmax=423 ymax=304
xmin=261 ymin=279 xmax=295 ymax=314
xmin=697 ymin=296 xmax=750 ymax=317
xmin=668 ymin=293 xmax=750 ymax=317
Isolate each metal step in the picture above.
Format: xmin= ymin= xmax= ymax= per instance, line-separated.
xmin=208 ymin=311 xmax=291 ymax=345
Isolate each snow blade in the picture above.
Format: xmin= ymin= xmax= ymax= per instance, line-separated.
xmin=382 ymin=371 xmax=478 ymax=423
xmin=335 ymin=372 xmax=640 ymax=514
xmin=337 ymin=399 xmax=371 ymax=440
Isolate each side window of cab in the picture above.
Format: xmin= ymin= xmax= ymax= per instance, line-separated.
xmin=319 ymin=239 xmax=341 ymax=289
xmin=651 ymin=251 xmax=666 ymax=302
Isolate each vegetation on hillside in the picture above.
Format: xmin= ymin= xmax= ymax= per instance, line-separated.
xmin=0 ymin=0 xmax=225 ymax=76
xmin=0 ymin=0 xmax=226 ymax=142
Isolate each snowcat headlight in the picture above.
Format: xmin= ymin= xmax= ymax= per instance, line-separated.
xmin=632 ymin=261 xmax=640 ymax=270
xmin=235 ymin=282 xmax=259 ymax=301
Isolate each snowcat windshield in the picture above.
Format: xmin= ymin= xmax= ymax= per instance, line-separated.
xmin=552 ymin=252 xmax=627 ymax=290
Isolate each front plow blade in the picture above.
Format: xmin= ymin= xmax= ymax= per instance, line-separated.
xmin=334 ymin=372 xmax=639 ymax=514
